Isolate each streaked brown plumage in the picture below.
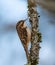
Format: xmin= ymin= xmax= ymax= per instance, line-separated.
xmin=16 ymin=20 xmax=31 ymax=60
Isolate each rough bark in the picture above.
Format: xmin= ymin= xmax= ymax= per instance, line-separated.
xmin=26 ymin=0 xmax=42 ymax=65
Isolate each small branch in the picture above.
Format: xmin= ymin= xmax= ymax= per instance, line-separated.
xmin=26 ymin=0 xmax=42 ymax=65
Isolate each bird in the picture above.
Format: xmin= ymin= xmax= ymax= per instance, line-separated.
xmin=16 ymin=19 xmax=31 ymax=60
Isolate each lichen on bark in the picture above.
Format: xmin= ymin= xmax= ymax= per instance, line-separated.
xmin=26 ymin=0 xmax=42 ymax=65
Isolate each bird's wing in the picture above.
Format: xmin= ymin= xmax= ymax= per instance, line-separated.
xmin=16 ymin=26 xmax=27 ymax=45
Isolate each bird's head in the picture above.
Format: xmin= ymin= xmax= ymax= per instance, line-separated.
xmin=17 ymin=20 xmax=24 ymax=27
xmin=16 ymin=19 xmax=27 ymax=29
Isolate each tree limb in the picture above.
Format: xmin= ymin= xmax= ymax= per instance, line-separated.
xmin=26 ymin=0 xmax=42 ymax=65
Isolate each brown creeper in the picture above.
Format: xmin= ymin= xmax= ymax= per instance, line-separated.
xmin=16 ymin=19 xmax=31 ymax=60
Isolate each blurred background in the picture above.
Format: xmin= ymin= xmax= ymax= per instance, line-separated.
xmin=0 ymin=0 xmax=55 ymax=65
